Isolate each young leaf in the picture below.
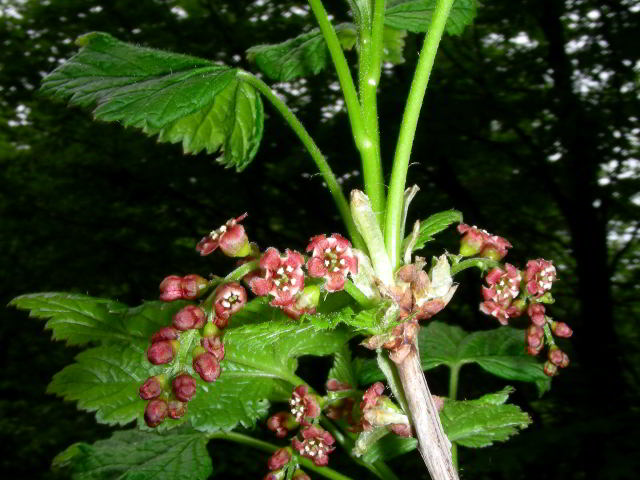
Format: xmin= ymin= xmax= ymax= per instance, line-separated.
xmin=440 ymin=387 xmax=532 ymax=447
xmin=10 ymin=292 xmax=191 ymax=346
xmin=328 ymin=344 xmax=358 ymax=387
xmin=402 ymin=209 xmax=462 ymax=252
xmin=385 ymin=0 xmax=477 ymax=36
xmin=246 ymin=24 xmax=405 ymax=82
xmin=41 ymin=32 xmax=264 ymax=171
xmin=354 ymin=321 xmax=551 ymax=394
xmin=52 ymin=428 xmax=212 ymax=480
xmin=419 ymin=322 xmax=552 ymax=394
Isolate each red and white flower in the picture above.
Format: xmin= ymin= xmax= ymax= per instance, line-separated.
xmin=524 ymin=259 xmax=557 ymax=297
xmin=306 ymin=234 xmax=358 ymax=292
xmin=479 ymin=264 xmax=523 ymax=325
xmin=213 ymin=282 xmax=247 ymax=327
xmin=196 ymin=213 xmax=249 ymax=257
xmin=289 ymin=385 xmax=321 ymax=425
xmin=249 ymin=248 xmax=305 ymax=307
xmin=292 ymin=426 xmax=336 ymax=466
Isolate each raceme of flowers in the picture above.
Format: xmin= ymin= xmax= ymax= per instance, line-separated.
xmin=140 ymin=217 xmax=359 ymax=430
xmin=460 ymin=225 xmax=573 ymax=376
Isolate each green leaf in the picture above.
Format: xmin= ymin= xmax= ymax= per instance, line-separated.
xmin=9 ymin=292 xmax=188 ymax=347
xmin=303 ymin=306 xmax=356 ymax=330
xmin=47 ymin=297 xmax=354 ymax=431
xmin=403 ymin=209 xmax=462 ymax=252
xmin=41 ymin=32 xmax=263 ymax=171
xmin=328 ymin=344 xmax=357 ymax=387
xmin=246 ymin=23 xmax=406 ymax=83
xmin=354 ymin=321 xmax=551 ymax=394
xmin=246 ymin=24 xmax=357 ymax=82
xmin=52 ymin=428 xmax=212 ymax=480
xmin=360 ymin=433 xmax=418 ymax=463
xmin=440 ymin=387 xmax=532 ymax=447
xmin=385 ymin=0 xmax=477 ymax=36
xmin=419 ymin=322 xmax=552 ymax=394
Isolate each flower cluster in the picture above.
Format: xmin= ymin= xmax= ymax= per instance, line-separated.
xmin=465 ymin=225 xmax=573 ymax=377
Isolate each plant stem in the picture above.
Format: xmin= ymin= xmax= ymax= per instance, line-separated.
xmin=358 ymin=0 xmax=387 ymax=224
xmin=384 ymin=0 xmax=456 ymax=269
xmin=208 ymin=431 xmax=353 ymax=480
xmin=344 ymin=279 xmax=377 ymax=308
xmin=320 ymin=417 xmax=400 ymax=480
xmin=307 ymin=0 xmax=385 ymax=224
xmin=238 ymin=71 xmax=365 ymax=251
xmin=396 ymin=343 xmax=459 ymax=480
xmin=448 ymin=364 xmax=461 ymax=470
xmin=450 ymin=257 xmax=502 ymax=276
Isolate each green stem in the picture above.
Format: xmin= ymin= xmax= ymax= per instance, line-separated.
xmin=358 ymin=0 xmax=387 ymax=224
xmin=320 ymin=417 xmax=400 ymax=480
xmin=307 ymin=0 xmax=385 ymax=223
xmin=207 ymin=431 xmax=353 ymax=480
xmin=448 ymin=364 xmax=461 ymax=470
xmin=384 ymin=0 xmax=455 ymax=269
xmin=238 ymin=71 xmax=365 ymax=251
xmin=344 ymin=279 xmax=377 ymax=308
xmin=450 ymin=257 xmax=502 ymax=276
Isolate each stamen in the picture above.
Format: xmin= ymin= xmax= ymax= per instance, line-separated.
xmin=277 ymin=267 xmax=284 ymax=275
xmin=286 ymin=265 xmax=293 ymax=273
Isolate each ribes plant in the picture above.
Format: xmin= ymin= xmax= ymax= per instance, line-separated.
xmin=11 ymin=1 xmax=574 ymax=479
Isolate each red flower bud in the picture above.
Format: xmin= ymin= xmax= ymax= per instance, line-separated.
xmin=172 ymin=305 xmax=206 ymax=331
xmin=201 ymin=336 xmax=225 ymax=362
xmin=144 ymin=398 xmax=168 ymax=427
xmin=193 ymin=352 xmax=221 ymax=382
xmin=214 ymin=282 xmax=247 ymax=323
xmin=527 ymin=303 xmax=546 ymax=327
xmin=552 ymin=321 xmax=573 ymax=338
xmin=457 ymin=224 xmax=512 ymax=260
xmin=167 ymin=399 xmax=188 ymax=419
xmin=139 ymin=375 xmax=165 ymax=400
xmin=147 ymin=340 xmax=178 ymax=365
xmin=159 ymin=275 xmax=183 ymax=301
xmin=267 ymin=411 xmax=299 ymax=438
xmin=267 ymin=448 xmax=292 ymax=471
xmin=196 ymin=214 xmax=250 ymax=257
xmin=151 ymin=326 xmax=180 ymax=343
xmin=172 ymin=373 xmax=197 ymax=402
xmin=181 ymin=274 xmax=208 ymax=300
xmin=543 ymin=361 xmax=558 ymax=377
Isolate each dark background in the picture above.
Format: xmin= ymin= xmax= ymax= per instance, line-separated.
xmin=1 ymin=0 xmax=638 ymax=478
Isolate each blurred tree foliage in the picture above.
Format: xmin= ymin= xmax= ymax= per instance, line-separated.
xmin=1 ymin=0 xmax=638 ymax=479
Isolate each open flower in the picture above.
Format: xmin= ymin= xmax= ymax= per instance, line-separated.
xmin=292 ymin=426 xmax=335 ymax=466
xmin=213 ymin=282 xmax=247 ymax=327
xmin=290 ymin=385 xmax=321 ymax=425
xmin=196 ymin=213 xmax=249 ymax=257
xmin=479 ymin=264 xmax=524 ymax=325
xmin=524 ymin=259 xmax=557 ymax=297
xmin=457 ymin=224 xmax=512 ymax=260
xmin=249 ymin=248 xmax=305 ymax=307
xmin=306 ymin=234 xmax=358 ymax=292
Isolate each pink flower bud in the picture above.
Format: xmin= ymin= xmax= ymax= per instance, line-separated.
xmin=151 ymin=326 xmax=180 ymax=343
xmin=147 ymin=340 xmax=178 ymax=365
xmin=361 ymin=382 xmax=385 ymax=411
xmin=543 ymin=361 xmax=558 ymax=377
xmin=172 ymin=305 xmax=206 ymax=331
xmin=526 ymin=325 xmax=544 ymax=355
xmin=457 ymin=224 xmax=512 ymax=259
xmin=292 ymin=426 xmax=335 ymax=466
xmin=172 ymin=373 xmax=197 ymax=402
xmin=267 ymin=448 xmax=292 ymax=471
xmin=181 ymin=274 xmax=208 ymax=300
xmin=139 ymin=375 xmax=165 ymax=400
xmin=144 ymin=398 xmax=168 ymax=427
xmin=552 ymin=321 xmax=573 ymax=338
xmin=159 ymin=275 xmax=183 ymax=301
xmin=527 ymin=303 xmax=546 ymax=326
xmin=267 ymin=411 xmax=299 ymax=438
xmin=214 ymin=282 xmax=247 ymax=323
xmin=201 ymin=335 xmax=225 ymax=362
xmin=167 ymin=400 xmax=187 ymax=419
xmin=192 ymin=352 xmax=221 ymax=382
